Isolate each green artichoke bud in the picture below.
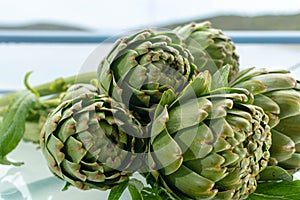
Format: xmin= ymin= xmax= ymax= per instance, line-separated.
xmin=174 ymin=21 xmax=239 ymax=79
xmin=230 ymin=68 xmax=300 ymax=173
xmin=40 ymin=94 xmax=145 ymax=190
xmin=22 ymin=84 xmax=99 ymax=143
xmin=98 ymin=29 xmax=197 ymax=125
xmin=146 ymin=71 xmax=271 ymax=199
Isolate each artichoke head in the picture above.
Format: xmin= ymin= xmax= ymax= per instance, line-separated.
xmin=230 ymin=68 xmax=300 ymax=173
xmin=40 ymin=94 xmax=145 ymax=190
xmin=98 ymin=29 xmax=197 ymax=125
xmin=174 ymin=21 xmax=239 ymax=80
xmin=146 ymin=70 xmax=271 ymax=199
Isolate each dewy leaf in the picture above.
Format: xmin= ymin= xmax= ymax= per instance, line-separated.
xmin=108 ymin=180 xmax=129 ymax=200
xmin=247 ymin=180 xmax=300 ymax=200
xmin=0 ymin=90 xmax=39 ymax=165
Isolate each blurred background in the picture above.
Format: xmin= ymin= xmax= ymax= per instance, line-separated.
xmin=1 ymin=1 xmax=300 ymax=199
xmin=2 ymin=0 xmax=300 ymax=31
xmin=1 ymin=0 xmax=300 ymax=90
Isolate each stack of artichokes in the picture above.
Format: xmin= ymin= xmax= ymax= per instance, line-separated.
xmin=40 ymin=21 xmax=300 ymax=199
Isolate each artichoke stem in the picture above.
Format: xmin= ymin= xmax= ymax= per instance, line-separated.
xmin=41 ymin=98 xmax=62 ymax=108
xmin=0 ymin=72 xmax=96 ymax=107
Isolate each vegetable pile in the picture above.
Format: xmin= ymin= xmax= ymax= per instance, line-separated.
xmin=1 ymin=21 xmax=300 ymax=200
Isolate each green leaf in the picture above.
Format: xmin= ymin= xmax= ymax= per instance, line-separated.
xmin=151 ymin=129 xmax=183 ymax=175
xmin=108 ymin=180 xmax=129 ymax=200
xmin=233 ymin=79 xmax=267 ymax=95
xmin=62 ymin=182 xmax=71 ymax=191
xmin=258 ymin=166 xmax=292 ymax=182
xmin=0 ymin=90 xmax=39 ymax=165
xmin=174 ymin=71 xmax=211 ymax=105
xmin=211 ymin=64 xmax=230 ymax=90
xmin=142 ymin=174 xmax=177 ymax=200
xmin=155 ymin=89 xmax=176 ymax=118
xmin=140 ymin=185 xmax=175 ymax=200
xmin=141 ymin=188 xmax=168 ymax=200
xmin=150 ymin=106 xmax=169 ymax=140
xmin=252 ymin=73 xmax=296 ymax=92
xmin=128 ymin=178 xmax=144 ymax=200
xmin=247 ymin=181 xmax=300 ymax=200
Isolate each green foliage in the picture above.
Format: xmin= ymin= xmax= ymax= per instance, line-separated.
xmin=0 ymin=90 xmax=39 ymax=165
xmin=248 ymin=181 xmax=300 ymax=200
xmin=108 ymin=180 xmax=129 ymax=200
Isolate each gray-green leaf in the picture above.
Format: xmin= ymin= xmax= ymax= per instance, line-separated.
xmin=0 ymin=90 xmax=39 ymax=165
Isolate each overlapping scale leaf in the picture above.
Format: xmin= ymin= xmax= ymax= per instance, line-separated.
xmin=174 ymin=21 xmax=239 ymax=79
xmin=62 ymin=83 xmax=99 ymax=101
xmin=40 ymin=94 xmax=145 ymax=190
xmin=146 ymin=70 xmax=271 ymax=200
xmin=97 ymin=29 xmax=197 ymax=125
xmin=230 ymin=68 xmax=300 ymax=173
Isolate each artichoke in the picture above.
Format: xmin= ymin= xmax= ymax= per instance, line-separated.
xmin=174 ymin=21 xmax=239 ymax=79
xmin=22 ymin=84 xmax=99 ymax=143
xmin=230 ymin=68 xmax=300 ymax=172
xmin=40 ymin=94 xmax=145 ymax=190
xmin=98 ymin=29 xmax=197 ymax=125
xmin=146 ymin=70 xmax=271 ymax=199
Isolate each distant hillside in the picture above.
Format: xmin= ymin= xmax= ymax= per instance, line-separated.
xmin=0 ymin=22 xmax=89 ymax=31
xmin=2 ymin=14 xmax=300 ymax=31
xmin=164 ymin=13 xmax=300 ymax=30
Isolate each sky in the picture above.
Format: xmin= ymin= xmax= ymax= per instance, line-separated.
xmin=1 ymin=0 xmax=300 ymax=31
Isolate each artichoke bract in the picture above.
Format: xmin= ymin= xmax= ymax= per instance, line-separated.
xmin=174 ymin=21 xmax=239 ymax=79
xmin=146 ymin=70 xmax=271 ymax=200
xmin=98 ymin=29 xmax=197 ymax=125
xmin=62 ymin=83 xmax=99 ymax=101
xmin=230 ymin=68 xmax=300 ymax=173
xmin=40 ymin=94 xmax=144 ymax=190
